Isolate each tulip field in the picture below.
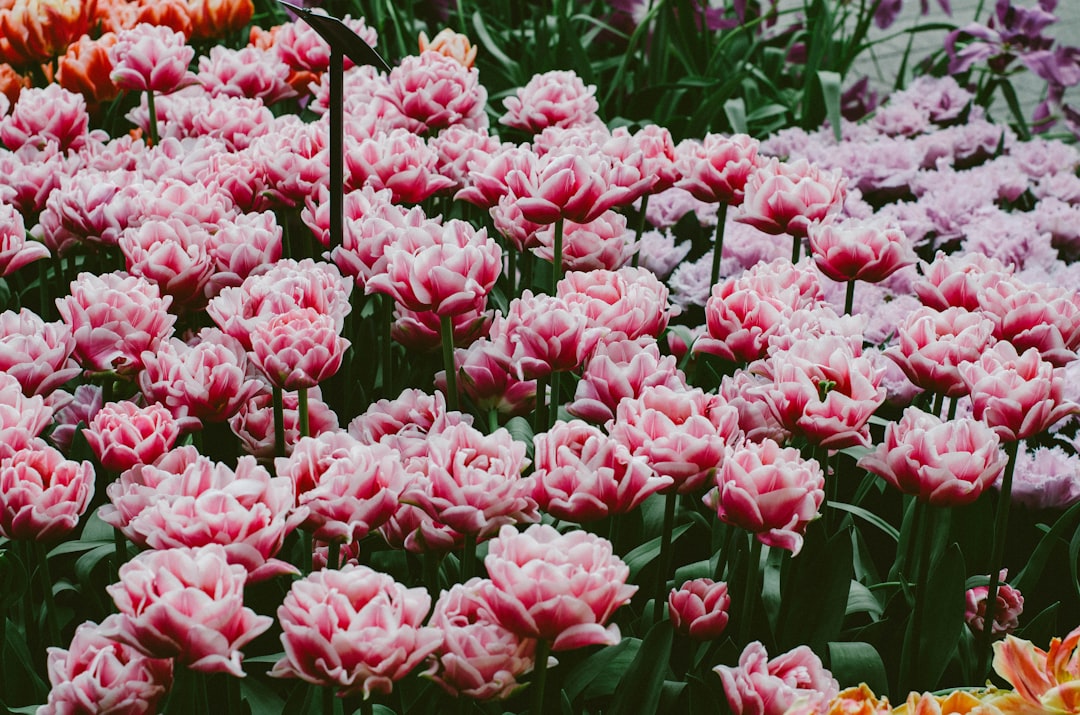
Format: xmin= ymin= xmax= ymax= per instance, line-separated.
xmin=1 ymin=0 xmax=1080 ymax=713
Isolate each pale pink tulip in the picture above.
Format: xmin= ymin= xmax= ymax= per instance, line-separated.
xmin=736 ymin=158 xmax=846 ymax=239
xmin=568 ymin=337 xmax=686 ymax=424
xmin=481 ymin=524 xmax=636 ymax=651
xmin=0 ymin=308 xmax=79 ymax=396
xmin=858 ymin=407 xmax=1008 ymax=506
xmin=48 ymin=384 xmax=102 ymax=454
xmin=348 ymin=387 xmax=471 ymax=457
xmin=706 ymin=439 xmax=824 ymax=555
xmin=980 ymin=280 xmax=1080 ymax=367
xmin=250 ymin=307 xmax=349 ymax=390
xmin=488 ymin=291 xmax=604 ymax=380
xmin=345 ymin=128 xmax=456 ymax=204
xmin=532 ymin=210 xmax=636 ymax=272
xmin=229 ymin=387 xmax=339 ymax=460
xmin=270 ymin=565 xmax=443 ymax=698
xmin=108 ymin=23 xmax=195 ymax=94
xmin=103 ymin=545 xmax=273 ymax=676
xmin=82 ymin=401 xmax=179 ymax=473
xmin=966 ymin=569 xmax=1024 ymax=639
xmin=0 ymin=84 xmax=94 ymax=153
xmin=446 ymin=338 xmax=537 ymax=417
xmin=557 ymin=267 xmax=672 ymax=341
xmin=531 ymin=419 xmax=672 ymax=522
xmin=0 ymin=442 xmax=94 ymax=542
xmin=197 ymin=45 xmax=296 ymax=105
xmin=41 ymin=616 xmax=173 ymax=715
xmin=0 ymin=201 xmax=49 ymax=276
xmin=0 ymin=372 xmax=54 ymax=459
xmin=913 ymin=251 xmax=1014 ymax=313
xmin=807 ymin=216 xmax=916 ymax=283
xmin=378 ymin=50 xmax=487 ymax=134
xmin=668 ymin=578 xmax=731 ymax=641
xmin=716 ymin=641 xmax=839 ymax=715
xmin=675 ymin=133 xmax=762 ymax=205
xmin=505 ymin=152 xmax=650 ymax=225
xmin=884 ymin=307 xmax=996 ymax=397
xmin=424 ymin=578 xmax=536 ymax=701
xmin=499 ymin=70 xmax=599 ymax=132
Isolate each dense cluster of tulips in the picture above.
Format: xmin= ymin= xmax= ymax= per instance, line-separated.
xmin=0 ymin=0 xmax=1079 ymax=714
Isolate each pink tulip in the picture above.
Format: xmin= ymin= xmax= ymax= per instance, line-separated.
xmin=481 ymin=524 xmax=637 ymax=651
xmin=250 ymin=307 xmax=350 ymax=390
xmin=118 ymin=217 xmax=217 ymax=310
xmin=138 ymin=328 xmax=263 ymax=430
xmin=980 ymin=280 xmax=1080 ymax=367
xmin=48 ymin=384 xmax=102 ymax=454
xmin=718 ymin=370 xmax=792 ymax=445
xmin=0 ymin=308 xmax=79 ymax=397
xmin=273 ymin=12 xmax=378 ymax=74
xmin=108 ymin=23 xmax=196 ymax=94
xmin=668 ymin=578 xmax=731 ymax=641
xmin=557 ymin=267 xmax=672 ymax=341
xmin=0 ymin=442 xmax=94 ymax=542
xmin=393 ymin=302 xmax=490 ymax=353
xmin=913 ymin=251 xmax=1014 ymax=313
xmin=0 ymin=143 xmax=74 ymax=217
xmin=445 ymin=338 xmax=537 ymax=417
xmin=402 ymin=422 xmax=537 ymax=539
xmin=807 ymin=216 xmax=916 ymax=283
xmin=489 ymin=192 xmax=544 ymax=251
xmin=506 ymin=152 xmax=650 ymax=225
xmin=716 ymin=641 xmax=839 ymax=715
xmin=736 ymin=158 xmax=846 ymax=239
xmin=958 ymin=342 xmax=1077 ymax=442
xmin=41 ymin=616 xmax=173 ymax=715
xmin=198 ymin=45 xmax=297 ymax=105
xmin=499 ymin=69 xmax=599 ymax=133
xmin=228 ymin=387 xmax=339 ymax=460
xmin=378 ymin=50 xmax=487 ymax=134
xmin=56 ymin=271 xmax=177 ymax=375
xmin=455 ymin=144 xmax=538 ymax=210
xmin=488 ymin=291 xmax=605 ymax=380
xmin=34 ymin=168 xmax=144 ymax=256
xmin=0 ymin=84 xmax=93 ymax=153
xmin=675 ymin=133 xmax=762 ymax=205
xmin=82 ymin=401 xmax=180 ymax=473
xmin=608 ymin=385 xmax=740 ymax=494
xmin=430 ymin=125 xmax=501 ymax=191
xmin=275 ymin=431 xmax=364 ymax=502
xmin=0 ymin=372 xmax=54 ymax=459
xmin=531 ymin=419 xmax=672 ymax=522
xmin=309 ymin=183 xmax=395 ymax=251
xmin=884 ymin=307 xmax=996 ymax=398
xmin=345 ymin=128 xmax=456 ymax=204
xmin=603 ymin=125 xmax=681 ymax=195
xmin=966 ymin=569 xmax=1024 ymax=639
xmin=706 ymin=439 xmax=824 ymax=555
xmin=100 ymin=445 xmax=304 ymax=581
xmin=568 ymin=337 xmax=686 ymax=424
xmin=858 ymin=407 xmax=1008 ymax=506
xmin=270 ymin=565 xmax=443 ymax=698
xmin=103 ymin=545 xmax=273 ymax=676
xmin=532 ymin=211 xmax=636 ymax=272
xmin=378 ymin=500 xmax=464 ymax=555
xmin=0 ymin=201 xmax=49 ymax=276
xmin=348 ymin=387 xmax=472 ymax=458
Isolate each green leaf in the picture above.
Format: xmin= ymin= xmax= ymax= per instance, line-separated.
xmin=830 ymin=501 xmax=899 ymax=542
xmin=914 ymin=543 xmax=966 ymax=689
xmin=503 ymin=416 xmax=534 ymax=449
xmin=818 ymin=70 xmax=843 ymax=142
xmin=846 ymin=581 xmax=883 ymax=620
xmin=562 ymin=636 xmax=641 ymax=701
xmin=723 ymin=98 xmax=748 ymax=134
xmin=828 ymin=642 xmax=888 ymax=695
xmin=240 ymin=676 xmax=285 ymax=713
xmin=1018 ymin=601 xmax=1059 ymax=647
xmin=74 ymin=543 xmax=115 ymax=584
xmin=48 ymin=539 xmax=113 ymax=559
xmin=1014 ymin=499 xmax=1080 ymax=594
xmin=471 ymin=10 xmax=519 ymax=75
xmin=625 ymin=523 xmax=693 ymax=581
xmin=777 ymin=528 xmax=852 ymax=653
xmin=609 ymin=622 xmax=674 ymax=715
xmin=0 ymin=548 xmax=28 ymax=608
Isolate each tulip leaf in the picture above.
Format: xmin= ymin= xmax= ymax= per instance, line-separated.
xmin=625 ymin=523 xmax=693 ymax=581
xmin=846 ymin=581 xmax=883 ymax=621
xmin=609 ymin=621 xmax=673 ymax=715
xmin=724 ymin=98 xmax=748 ymax=134
xmin=74 ymin=544 xmax=115 ymax=585
xmin=562 ymin=636 xmax=640 ymax=701
xmin=0 ymin=549 xmax=28 ymax=609
xmin=828 ymin=641 xmax=889 ymax=696
xmin=4 ymin=622 xmax=48 ymax=701
xmin=777 ymin=528 xmax=852 ymax=653
xmin=830 ymin=501 xmax=899 ymax=542
xmin=1018 ymin=601 xmax=1060 ymax=647
xmin=914 ymin=543 xmax=965 ymax=689
xmin=239 ymin=676 xmax=285 ymax=713
xmin=1014 ymin=499 xmax=1080 ymax=594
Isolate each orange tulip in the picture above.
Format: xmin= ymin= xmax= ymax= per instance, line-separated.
xmin=418 ymin=28 xmax=477 ymax=69
xmin=0 ymin=62 xmax=29 ymax=108
xmin=56 ymin=32 xmax=119 ymax=108
xmin=186 ymin=0 xmax=253 ymax=42
xmin=0 ymin=0 xmax=96 ymax=66
xmin=991 ymin=625 xmax=1080 ymax=714
xmin=895 ymin=690 xmax=1005 ymax=715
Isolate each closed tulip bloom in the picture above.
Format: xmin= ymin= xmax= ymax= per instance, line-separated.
xmin=0 ymin=441 xmax=94 ymax=542
xmin=481 ymin=524 xmax=637 ymax=651
xmin=675 ymin=133 xmax=762 ymax=205
xmin=0 ymin=308 xmax=79 ymax=397
xmin=41 ymin=616 xmax=173 ymax=715
xmin=82 ymin=401 xmax=180 ymax=473
xmin=736 ymin=158 xmax=846 ymax=239
xmin=884 ymin=307 xmax=996 ymax=398
xmin=966 ymin=569 xmax=1024 ymax=639
xmin=958 ymin=342 xmax=1077 ymax=442
xmin=668 ymin=578 xmax=731 ymax=641
xmin=47 ymin=384 xmax=102 ymax=454
xmin=108 ymin=23 xmax=195 ymax=94
xmin=448 ymin=338 xmax=537 ymax=417
xmin=531 ymin=419 xmax=672 ymax=522
xmin=270 ymin=565 xmax=443 ymax=698
xmin=103 ymin=545 xmax=273 ymax=677
xmin=807 ymin=217 xmax=916 ymax=283
xmin=858 ymin=407 xmax=1008 ymax=506
xmin=424 ymin=578 xmax=536 ymax=701
xmin=707 ymin=439 xmax=824 ymax=555
xmin=500 ymin=69 xmax=599 ymax=133
xmin=715 ymin=641 xmax=839 ymax=715
xmin=250 ymin=307 xmax=350 ymax=390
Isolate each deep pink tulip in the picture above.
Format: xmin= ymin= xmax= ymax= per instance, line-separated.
xmin=557 ymin=267 xmax=672 ymax=341
xmin=56 ymin=271 xmax=177 ymax=375
xmin=608 ymin=385 xmax=741 ymax=494
xmin=378 ymin=50 xmax=487 ymax=134
xmin=716 ymin=641 xmax=839 ymax=715
xmin=603 ymin=125 xmax=681 ymax=195
xmin=139 ymin=328 xmax=263 ymax=430
xmin=270 ymin=565 xmax=443 ymax=698
xmin=499 ymin=69 xmax=599 ymax=133
xmin=966 ymin=569 xmax=1024 ymax=640
xmin=858 ymin=407 xmax=1008 ymax=506
xmin=488 ymin=291 xmax=605 ymax=380
xmin=531 ymin=419 xmax=672 ymax=522
xmin=505 ymin=152 xmax=650 ymax=225
xmin=706 ymin=439 xmax=824 ymax=555
xmin=0 ymin=201 xmax=50 ymax=276
xmin=481 ymin=524 xmax=637 ymax=651
xmin=736 ymin=158 xmax=846 ymax=239
xmin=958 ymin=341 xmax=1077 ymax=442
xmin=345 ymin=128 xmax=456 ymax=204
xmin=365 ymin=219 xmax=501 ymax=317
xmin=806 ymin=216 xmax=916 ymax=283
xmin=455 ymin=144 xmax=538 ymax=210
xmin=0 ymin=372 xmax=54 ymax=459
xmin=884 ymin=306 xmax=996 ymax=398
xmin=100 ymin=445 xmax=304 ymax=581
xmin=250 ymin=307 xmax=350 ymax=390
xmin=675 ymin=133 xmax=762 ymax=205
xmin=0 ymin=442 xmax=94 ymax=542
xmin=718 ymin=370 xmax=792 ymax=445
xmin=424 ymin=578 xmax=536 ymax=701
xmin=568 ymin=337 xmax=686 ymax=424
xmin=108 ymin=23 xmax=196 ymax=94
xmin=82 ymin=401 xmax=180 ymax=473
xmin=980 ymin=280 xmax=1080 ymax=367
xmin=41 ymin=616 xmax=173 ymax=715
xmin=34 ymin=168 xmax=144 ymax=256
xmin=913 ymin=251 xmax=1014 ymax=313
xmin=103 ymin=545 xmax=273 ymax=676
xmin=430 ymin=125 xmax=501 ymax=191
xmin=402 ymin=422 xmax=538 ymax=540
xmin=668 ymin=578 xmax=731 ymax=641
xmin=0 ymin=308 xmax=79 ymax=397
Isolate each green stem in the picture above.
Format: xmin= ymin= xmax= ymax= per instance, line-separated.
xmin=844 ymin=280 xmax=855 ymax=316
xmin=424 ymin=551 xmax=442 ymax=598
xmin=301 ymin=530 xmax=313 ymax=576
xmin=550 ymin=216 xmax=565 ymax=294
xmin=521 ymin=249 xmax=534 ymax=294
xmin=113 ymin=527 xmax=127 ymax=585
xmin=273 ymin=386 xmax=286 ymax=459
xmin=506 ymin=244 xmax=517 ymax=299
xmin=440 ymin=314 xmax=460 ymax=412
xmin=791 ymin=234 xmax=801 ymax=263
xmin=653 ymin=490 xmax=678 ymax=626
xmin=324 ymin=684 xmax=336 ymax=715
xmin=632 ymin=194 xmax=651 ymax=269
xmin=34 ymin=540 xmax=60 ymax=646
xmin=326 ymin=540 xmax=340 ymax=571
xmin=549 ymin=370 xmax=562 ymax=429
xmin=979 ymin=439 xmax=1021 ymax=675
xmin=533 ymin=375 xmax=549 ymax=435
xmin=739 ymin=534 xmax=763 ymax=645
xmin=931 ymin=391 xmax=943 ymax=420
xmin=298 ymin=387 xmax=310 ymax=439
xmin=903 ymin=501 xmax=934 ymax=693
xmin=709 ymin=203 xmax=729 ymax=288
xmin=946 ymin=396 xmax=958 ymax=421
xmin=487 ymin=408 xmax=499 ymax=434
xmin=461 ymin=531 xmax=477 ymax=581
xmin=145 ymin=90 xmax=159 ymax=146
xmin=532 ymin=639 xmax=551 ymax=715
xmin=380 ymin=295 xmax=393 ymax=397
